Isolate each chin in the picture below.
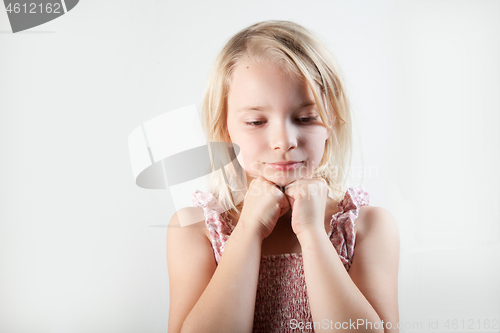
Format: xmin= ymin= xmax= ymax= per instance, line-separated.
xmin=264 ymin=176 xmax=300 ymax=187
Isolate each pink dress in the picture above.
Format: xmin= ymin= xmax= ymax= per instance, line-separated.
xmin=192 ymin=187 xmax=369 ymax=333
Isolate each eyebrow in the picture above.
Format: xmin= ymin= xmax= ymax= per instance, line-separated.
xmin=236 ymin=106 xmax=266 ymax=113
xmin=236 ymin=102 xmax=316 ymax=113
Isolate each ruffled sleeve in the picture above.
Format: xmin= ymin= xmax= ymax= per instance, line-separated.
xmin=192 ymin=190 xmax=234 ymax=264
xmin=328 ymin=187 xmax=370 ymax=271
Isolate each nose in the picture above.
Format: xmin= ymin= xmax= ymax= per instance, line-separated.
xmin=270 ymin=120 xmax=297 ymax=151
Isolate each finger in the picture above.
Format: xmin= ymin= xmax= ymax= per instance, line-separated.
xmin=283 ymin=179 xmax=297 ymax=192
xmin=275 ymin=183 xmax=291 ymax=217
xmin=284 ymin=181 xmax=304 ymax=198
xmin=284 ymin=191 xmax=295 ymax=208
xmin=279 ymin=200 xmax=291 ymax=217
xmin=281 ymin=191 xmax=291 ymax=208
xmin=275 ymin=184 xmax=286 ymax=193
xmin=283 ymin=180 xmax=298 ymax=193
xmin=283 ymin=185 xmax=296 ymax=199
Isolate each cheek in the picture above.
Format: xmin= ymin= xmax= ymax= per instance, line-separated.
xmin=229 ymin=136 xmax=254 ymax=169
xmin=237 ymin=140 xmax=261 ymax=171
xmin=306 ymin=132 xmax=328 ymax=166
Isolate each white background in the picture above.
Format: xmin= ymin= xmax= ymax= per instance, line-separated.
xmin=1 ymin=0 xmax=499 ymax=332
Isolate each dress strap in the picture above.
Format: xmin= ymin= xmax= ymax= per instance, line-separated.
xmin=192 ymin=191 xmax=234 ymax=264
xmin=328 ymin=187 xmax=370 ymax=271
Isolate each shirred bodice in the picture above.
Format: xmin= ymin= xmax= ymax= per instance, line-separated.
xmin=192 ymin=187 xmax=369 ymax=332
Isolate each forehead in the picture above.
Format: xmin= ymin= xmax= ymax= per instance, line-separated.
xmin=227 ymin=59 xmax=315 ymax=109
xmin=230 ymin=55 xmax=299 ymax=84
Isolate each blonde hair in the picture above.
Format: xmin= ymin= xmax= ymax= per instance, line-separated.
xmin=202 ymin=20 xmax=353 ymax=216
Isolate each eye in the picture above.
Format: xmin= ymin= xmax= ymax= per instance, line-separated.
xmin=245 ymin=120 xmax=266 ymax=126
xmin=296 ymin=117 xmax=318 ymax=123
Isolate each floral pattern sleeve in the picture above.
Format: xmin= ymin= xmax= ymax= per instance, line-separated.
xmin=192 ymin=191 xmax=234 ymax=264
xmin=328 ymin=187 xmax=370 ymax=271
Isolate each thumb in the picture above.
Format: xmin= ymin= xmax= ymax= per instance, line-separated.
xmin=285 ymin=193 xmax=294 ymax=210
xmin=278 ymin=188 xmax=291 ymax=218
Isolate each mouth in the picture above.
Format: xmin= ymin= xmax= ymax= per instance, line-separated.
xmin=267 ymin=161 xmax=302 ymax=171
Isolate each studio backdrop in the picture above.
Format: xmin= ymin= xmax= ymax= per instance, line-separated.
xmin=1 ymin=0 xmax=499 ymax=332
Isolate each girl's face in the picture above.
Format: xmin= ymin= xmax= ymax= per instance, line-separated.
xmin=226 ymin=59 xmax=330 ymax=187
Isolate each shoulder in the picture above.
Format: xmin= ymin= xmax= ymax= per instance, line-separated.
xmin=352 ymin=205 xmax=400 ymax=274
xmin=167 ymin=207 xmax=211 ymax=248
xmin=166 ymin=207 xmax=216 ymax=295
xmin=349 ymin=206 xmax=400 ymax=327
xmin=169 ymin=206 xmax=206 ymax=227
xmin=354 ymin=206 xmax=400 ymax=264
xmin=166 ymin=207 xmax=217 ymax=332
xmin=355 ymin=206 xmax=399 ymax=242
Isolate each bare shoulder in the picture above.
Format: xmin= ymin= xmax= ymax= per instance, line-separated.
xmin=166 ymin=207 xmax=216 ymax=332
xmin=167 ymin=206 xmax=210 ymax=240
xmin=350 ymin=205 xmax=400 ymax=328
xmin=169 ymin=206 xmax=206 ymax=226
xmin=166 ymin=207 xmax=213 ymax=273
xmin=355 ymin=205 xmax=399 ymax=242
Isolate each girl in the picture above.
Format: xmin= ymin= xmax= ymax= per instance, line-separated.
xmin=167 ymin=21 xmax=399 ymax=333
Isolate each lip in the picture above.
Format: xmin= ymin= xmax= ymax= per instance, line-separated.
xmin=267 ymin=161 xmax=302 ymax=171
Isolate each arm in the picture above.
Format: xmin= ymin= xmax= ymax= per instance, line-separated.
xmin=348 ymin=206 xmax=400 ymax=332
xmin=168 ymin=178 xmax=290 ymax=332
xmin=167 ymin=208 xmax=263 ymax=333
xmin=298 ymin=206 xmax=399 ymax=333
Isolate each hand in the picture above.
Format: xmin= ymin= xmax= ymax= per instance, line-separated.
xmin=239 ymin=177 xmax=291 ymax=240
xmin=284 ymin=178 xmax=328 ymax=236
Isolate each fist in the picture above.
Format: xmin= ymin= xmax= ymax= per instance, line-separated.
xmin=284 ymin=178 xmax=328 ymax=236
xmin=239 ymin=177 xmax=291 ymax=240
